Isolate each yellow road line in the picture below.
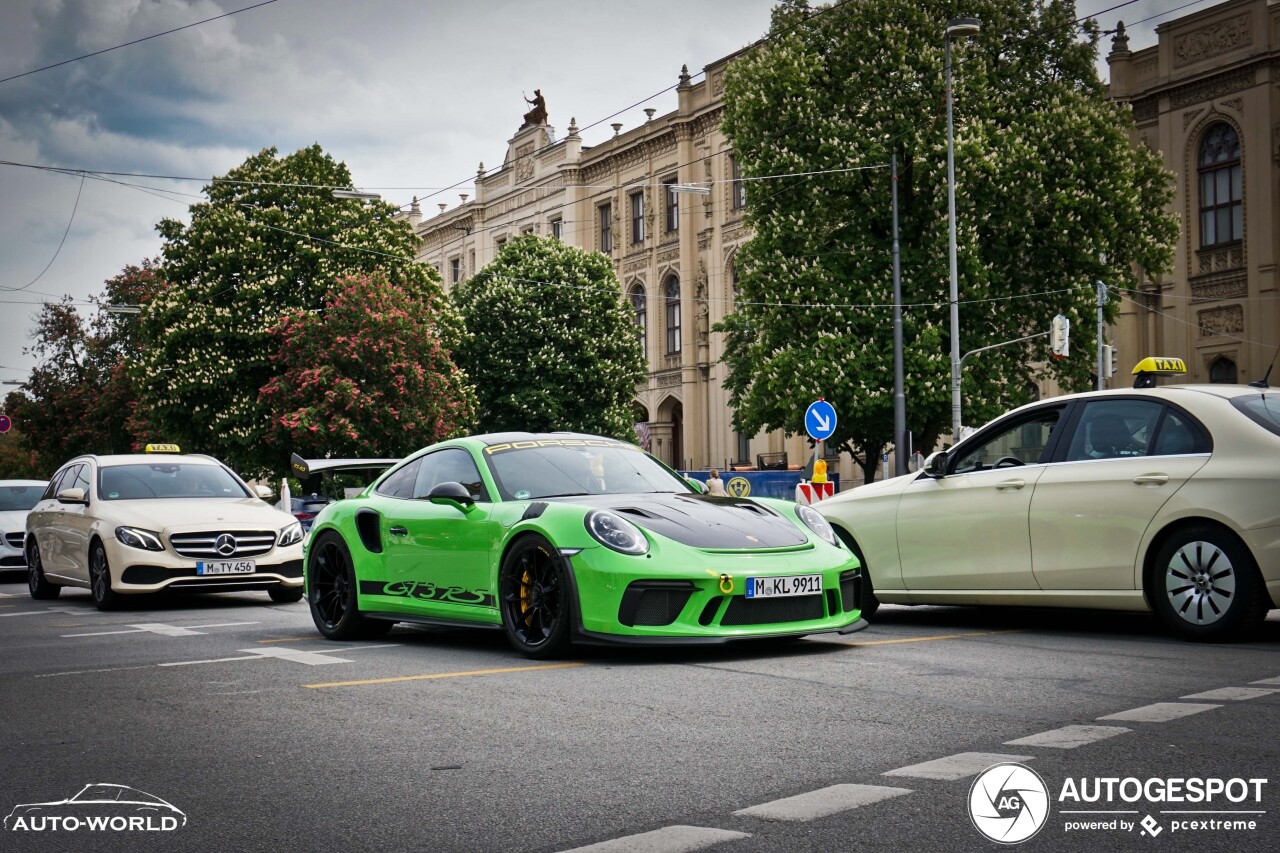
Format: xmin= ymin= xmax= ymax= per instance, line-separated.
xmin=845 ymin=629 xmax=1022 ymax=646
xmin=305 ymin=661 xmax=585 ymax=689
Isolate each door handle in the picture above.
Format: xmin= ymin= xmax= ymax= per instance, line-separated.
xmin=388 ymin=526 xmax=408 ymax=536
xmin=995 ymin=479 xmax=1026 ymax=491
xmin=1133 ymin=474 xmax=1169 ymax=486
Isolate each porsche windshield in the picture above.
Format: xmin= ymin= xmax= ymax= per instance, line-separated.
xmin=482 ymin=439 xmax=690 ymax=500
xmin=98 ymin=463 xmax=250 ymax=500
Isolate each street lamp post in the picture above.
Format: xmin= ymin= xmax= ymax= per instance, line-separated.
xmin=945 ymin=16 xmax=981 ymax=442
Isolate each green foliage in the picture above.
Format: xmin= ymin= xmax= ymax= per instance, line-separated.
xmin=7 ymin=260 xmax=164 ymax=473
xmin=259 ymin=270 xmax=476 ymax=458
xmin=452 ymin=235 xmax=646 ymax=438
xmin=718 ymin=0 xmax=1176 ymax=481
xmin=133 ymin=145 xmax=459 ymax=476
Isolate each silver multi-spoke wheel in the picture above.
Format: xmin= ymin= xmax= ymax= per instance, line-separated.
xmin=1164 ymin=540 xmax=1234 ymax=626
xmin=1151 ymin=524 xmax=1265 ymax=642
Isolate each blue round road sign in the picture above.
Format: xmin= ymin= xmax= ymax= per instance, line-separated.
xmin=804 ymin=400 xmax=837 ymax=441
xmin=0 ymin=415 xmax=10 ymax=433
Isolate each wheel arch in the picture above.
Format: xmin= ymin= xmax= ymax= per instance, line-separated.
xmin=497 ymin=528 xmax=584 ymax=635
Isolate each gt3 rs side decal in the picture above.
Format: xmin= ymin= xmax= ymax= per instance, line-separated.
xmin=359 ymin=580 xmax=495 ymax=608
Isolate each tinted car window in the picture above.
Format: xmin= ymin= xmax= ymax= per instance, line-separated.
xmin=69 ymin=465 xmax=92 ymax=497
xmin=1064 ymin=400 xmax=1163 ymax=461
xmin=44 ymin=466 xmax=75 ymax=500
xmin=0 ymin=485 xmax=46 ymax=511
xmin=1232 ymin=393 xmax=1280 ymax=437
xmin=374 ymin=457 xmax=423 ymax=499
xmin=1150 ymin=409 xmax=1210 ymax=455
xmin=411 ymin=448 xmax=489 ymax=502
xmin=951 ymin=407 xmax=1063 ymax=474
xmin=98 ymin=463 xmax=249 ymax=500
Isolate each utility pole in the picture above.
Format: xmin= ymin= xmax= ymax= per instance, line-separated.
xmin=891 ymin=154 xmax=906 ymax=476
xmin=1096 ymin=279 xmax=1107 ymax=391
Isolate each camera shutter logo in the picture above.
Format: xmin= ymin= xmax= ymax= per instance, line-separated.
xmin=969 ymin=762 xmax=1050 ymax=844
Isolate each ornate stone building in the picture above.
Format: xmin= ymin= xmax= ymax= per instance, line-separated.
xmin=407 ymin=53 xmax=816 ymax=474
xmin=1107 ymin=0 xmax=1280 ymax=385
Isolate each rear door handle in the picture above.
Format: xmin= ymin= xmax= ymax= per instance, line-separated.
xmin=995 ymin=479 xmax=1026 ymax=491
xmin=1133 ymin=474 xmax=1169 ymax=486
xmin=389 ymin=526 xmax=408 ymax=536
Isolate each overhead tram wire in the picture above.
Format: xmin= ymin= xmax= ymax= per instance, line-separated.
xmin=3 ymin=172 xmax=86 ymax=293
xmin=0 ymin=0 xmax=287 ymax=85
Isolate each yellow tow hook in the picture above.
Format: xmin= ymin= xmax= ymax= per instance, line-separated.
xmin=718 ymin=573 xmax=734 ymax=594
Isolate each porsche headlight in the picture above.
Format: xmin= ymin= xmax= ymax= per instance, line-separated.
xmin=796 ymin=505 xmax=837 ymax=546
xmin=116 ymin=526 xmax=165 ymax=552
xmin=585 ymin=510 xmax=649 ymax=555
xmin=277 ymin=521 xmax=304 ymax=547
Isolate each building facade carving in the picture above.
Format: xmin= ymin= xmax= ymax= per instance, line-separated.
xmin=1109 ymin=0 xmax=1279 ymax=389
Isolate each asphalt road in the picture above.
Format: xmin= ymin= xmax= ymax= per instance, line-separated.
xmin=1 ymin=574 xmax=1276 ymax=853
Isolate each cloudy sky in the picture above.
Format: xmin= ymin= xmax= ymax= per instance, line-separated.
xmin=0 ymin=0 xmax=1202 ymax=386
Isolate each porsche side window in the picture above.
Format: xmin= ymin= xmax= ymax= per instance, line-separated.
xmin=951 ymin=408 xmax=1062 ymax=474
xmin=411 ymin=449 xmax=489 ymax=502
xmin=1065 ymin=400 xmax=1163 ymax=461
xmin=375 ymin=458 xmax=423 ymax=499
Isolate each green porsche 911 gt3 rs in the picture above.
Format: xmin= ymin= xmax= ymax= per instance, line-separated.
xmin=303 ymin=433 xmax=867 ymax=657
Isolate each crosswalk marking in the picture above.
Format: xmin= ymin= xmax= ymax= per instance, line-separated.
xmin=883 ymin=752 xmax=1033 ymax=781
xmin=1004 ymin=725 xmax=1130 ymax=749
xmin=734 ymin=783 xmax=912 ymax=821
xmin=558 ymin=825 xmax=750 ymax=853
xmin=0 ymin=607 xmax=78 ymax=618
xmin=1249 ymin=675 xmax=1280 ymax=685
xmin=1098 ymin=702 xmax=1221 ymax=722
xmin=1180 ymin=686 xmax=1278 ymax=701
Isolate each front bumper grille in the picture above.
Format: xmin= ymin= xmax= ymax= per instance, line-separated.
xmin=720 ymin=594 xmax=824 ymax=626
xmin=840 ymin=570 xmax=861 ymax=613
xmin=121 ymin=560 xmax=303 ymax=585
xmin=1 ymin=555 xmax=25 ymax=568
xmin=5 ymin=532 xmax=23 ymax=548
xmin=618 ymin=581 xmax=694 ymax=627
xmin=169 ymin=530 xmax=277 ymax=558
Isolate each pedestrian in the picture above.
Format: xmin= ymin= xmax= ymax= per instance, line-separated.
xmin=706 ymin=468 xmax=727 ymax=496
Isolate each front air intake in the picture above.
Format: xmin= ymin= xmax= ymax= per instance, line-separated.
xmin=618 ymin=581 xmax=694 ymax=627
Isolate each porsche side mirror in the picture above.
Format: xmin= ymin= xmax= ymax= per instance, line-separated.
xmin=923 ymin=451 xmax=948 ymax=478
xmin=427 ymin=481 xmax=476 ymax=513
xmin=686 ymin=477 xmax=707 ymax=494
xmin=254 ymin=485 xmax=273 ymax=500
xmin=57 ymin=487 xmax=88 ymax=505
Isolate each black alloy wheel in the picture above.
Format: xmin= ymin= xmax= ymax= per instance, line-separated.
xmin=89 ymin=543 xmax=121 ymax=611
xmin=26 ymin=540 xmax=60 ymax=600
xmin=307 ymin=531 xmax=390 ymax=640
xmin=499 ymin=535 xmax=571 ymax=659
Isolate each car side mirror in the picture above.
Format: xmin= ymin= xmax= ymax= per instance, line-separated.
xmin=254 ymin=485 xmax=273 ymax=500
xmin=427 ymin=481 xmax=476 ymax=513
xmin=686 ymin=477 xmax=707 ymax=494
xmin=57 ymin=487 xmax=88 ymax=505
xmin=923 ymin=451 xmax=948 ymax=479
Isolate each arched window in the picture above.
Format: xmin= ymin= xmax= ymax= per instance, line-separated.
xmin=728 ymin=258 xmax=739 ymax=309
xmin=1198 ymin=123 xmax=1242 ymax=248
xmin=1210 ymin=356 xmax=1238 ymax=384
xmin=628 ymin=284 xmax=647 ymax=359
xmin=665 ymin=276 xmax=681 ymax=354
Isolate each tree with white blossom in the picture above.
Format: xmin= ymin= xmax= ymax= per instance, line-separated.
xmin=717 ymin=0 xmax=1177 ymax=483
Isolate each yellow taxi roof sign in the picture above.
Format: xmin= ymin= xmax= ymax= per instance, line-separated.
xmin=145 ymin=443 xmax=182 ymax=454
xmin=1132 ymin=357 xmax=1186 ymax=375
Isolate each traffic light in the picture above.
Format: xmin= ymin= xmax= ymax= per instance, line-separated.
xmin=1050 ymin=314 xmax=1070 ymax=358
xmin=1103 ymin=345 xmax=1119 ymax=376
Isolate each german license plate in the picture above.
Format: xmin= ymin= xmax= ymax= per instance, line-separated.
xmin=196 ymin=560 xmax=255 ymax=575
xmin=745 ymin=574 xmax=822 ymax=598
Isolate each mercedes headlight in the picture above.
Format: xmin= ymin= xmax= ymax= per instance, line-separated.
xmin=796 ymin=505 xmax=837 ymax=546
xmin=277 ymin=521 xmax=304 ymax=547
xmin=116 ymin=526 xmax=165 ymax=552
xmin=585 ymin=510 xmax=649 ymax=555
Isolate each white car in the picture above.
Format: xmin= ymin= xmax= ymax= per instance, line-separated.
xmin=0 ymin=480 xmax=47 ymax=574
xmin=25 ymin=447 xmax=304 ymax=609
xmin=820 ymin=359 xmax=1280 ymax=641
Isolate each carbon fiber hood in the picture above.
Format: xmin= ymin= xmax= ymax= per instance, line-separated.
xmin=558 ymin=493 xmax=808 ymax=549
